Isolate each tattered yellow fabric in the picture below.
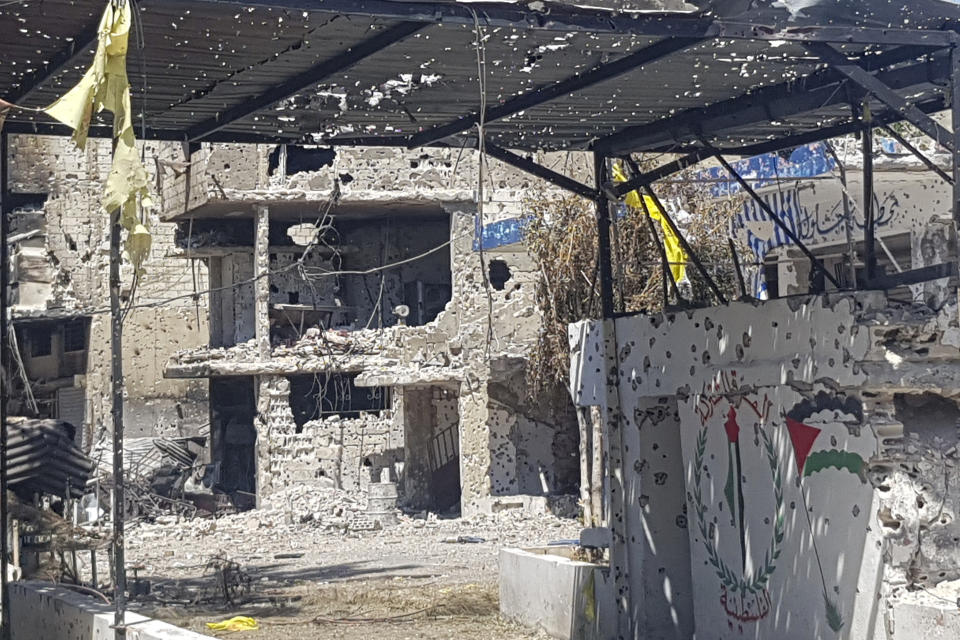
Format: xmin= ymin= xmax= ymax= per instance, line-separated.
xmin=42 ymin=0 xmax=152 ymax=272
xmin=611 ymin=163 xmax=687 ymax=283
xmin=206 ymin=616 xmax=259 ymax=632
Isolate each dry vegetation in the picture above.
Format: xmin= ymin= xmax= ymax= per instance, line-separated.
xmin=523 ymin=159 xmax=746 ymax=396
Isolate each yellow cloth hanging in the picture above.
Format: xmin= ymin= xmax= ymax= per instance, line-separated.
xmin=205 ymin=616 xmax=259 ymax=632
xmin=611 ymin=163 xmax=687 ymax=283
xmin=42 ymin=0 xmax=152 ymax=273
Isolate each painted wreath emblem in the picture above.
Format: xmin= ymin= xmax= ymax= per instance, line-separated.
xmin=692 ymin=416 xmax=785 ymax=605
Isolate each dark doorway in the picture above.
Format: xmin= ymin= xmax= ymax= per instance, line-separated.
xmin=210 ymin=377 xmax=256 ymax=496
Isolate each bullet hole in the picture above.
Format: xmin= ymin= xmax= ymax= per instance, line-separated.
xmin=339 ymin=172 xmax=354 ymax=184
xmin=488 ymin=259 xmax=511 ymax=290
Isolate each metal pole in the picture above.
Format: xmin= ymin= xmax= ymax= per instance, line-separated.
xmin=109 ymin=204 xmax=126 ymax=637
xmin=862 ymin=104 xmax=877 ymax=282
xmin=824 ymin=143 xmax=860 ymax=288
xmin=644 ymin=186 xmax=729 ymax=304
xmin=879 ymin=123 xmax=954 ymax=186
xmin=713 ymin=154 xmax=842 ymax=289
xmin=951 ymin=45 xmax=960 ymax=285
xmin=638 ymin=192 xmax=683 ymax=306
xmin=623 ymin=157 xmax=683 ymax=305
xmin=0 ymin=129 xmax=10 ymax=640
xmin=593 ymin=153 xmax=615 ymax=318
xmin=728 ymin=238 xmax=748 ymax=299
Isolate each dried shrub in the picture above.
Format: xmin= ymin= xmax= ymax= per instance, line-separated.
xmin=523 ymin=160 xmax=747 ymax=397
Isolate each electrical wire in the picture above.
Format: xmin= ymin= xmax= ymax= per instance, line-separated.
xmin=467 ymin=6 xmax=498 ymax=353
xmin=75 ymin=230 xmax=469 ymax=318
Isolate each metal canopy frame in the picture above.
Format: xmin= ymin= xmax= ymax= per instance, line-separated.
xmin=4 ymin=4 xmax=960 ymax=640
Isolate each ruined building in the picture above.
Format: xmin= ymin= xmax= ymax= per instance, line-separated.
xmin=4 ymin=135 xmax=210 ymax=453
xmin=157 ymin=143 xmax=582 ymax=515
xmin=3 ymin=135 xmax=584 ymax=516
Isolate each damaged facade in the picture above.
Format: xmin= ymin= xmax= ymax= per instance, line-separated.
xmin=3 ymin=134 xmax=211 ymax=450
xmin=160 ymin=144 xmax=582 ymax=515
xmin=570 ymin=139 xmax=960 ymax=638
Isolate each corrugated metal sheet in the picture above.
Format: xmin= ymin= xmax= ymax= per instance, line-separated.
xmin=0 ymin=0 xmax=958 ymax=151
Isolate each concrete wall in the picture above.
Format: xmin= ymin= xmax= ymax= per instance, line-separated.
xmin=499 ymin=547 xmax=615 ymax=640
xmin=9 ymin=581 xmax=213 ymax=639
xmin=570 ymin=293 xmax=960 ymax=639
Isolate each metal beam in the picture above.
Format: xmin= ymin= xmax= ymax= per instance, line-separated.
xmin=185 ymin=21 xmax=427 ymax=142
xmin=879 ymin=123 xmax=953 ymax=185
xmin=185 ymin=0 xmax=959 ymax=45
xmin=408 ymin=37 xmax=701 ymax=148
xmin=594 ymin=154 xmax=616 ymax=318
xmin=594 ymin=45 xmax=949 ymax=155
xmin=713 ymin=153 xmax=842 ymax=290
xmin=0 ymin=120 xmax=304 ymax=144
xmin=484 ymin=143 xmax=599 ymax=200
xmin=866 ymin=262 xmax=956 ymax=289
xmin=612 ymin=150 xmax=712 ymax=197
xmin=862 ymin=111 xmax=877 ymax=280
xmin=805 ymin=42 xmax=955 ymax=152
xmin=644 ymin=185 xmax=727 ymax=304
xmin=951 ymin=44 xmax=960 ymax=286
xmin=606 ymin=96 xmax=948 ymax=198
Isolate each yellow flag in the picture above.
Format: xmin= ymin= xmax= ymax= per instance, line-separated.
xmin=43 ymin=0 xmax=152 ymax=273
xmin=611 ymin=163 xmax=687 ymax=283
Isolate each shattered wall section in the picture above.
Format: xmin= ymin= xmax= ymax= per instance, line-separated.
xmin=7 ymin=135 xmax=210 ymax=444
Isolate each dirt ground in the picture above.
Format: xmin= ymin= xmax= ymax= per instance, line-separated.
xmin=123 ymin=494 xmax=578 ymax=639
xmin=140 ymin=579 xmax=548 ymax=639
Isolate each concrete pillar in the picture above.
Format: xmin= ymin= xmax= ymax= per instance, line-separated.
xmin=254 ymin=204 xmax=270 ymax=359
xmin=254 ymin=375 xmax=295 ymax=501
xmin=401 ymin=387 xmax=434 ymax=510
xmin=458 ymin=379 xmax=493 ymax=517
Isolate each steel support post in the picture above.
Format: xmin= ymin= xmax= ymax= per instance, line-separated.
xmin=952 ymin=46 xmax=960 ymax=286
xmin=109 ymin=208 xmax=126 ymax=637
xmin=862 ymin=108 xmax=877 ymax=282
xmin=594 ymin=154 xmax=616 ymax=318
xmin=0 ymin=130 xmax=9 ymax=640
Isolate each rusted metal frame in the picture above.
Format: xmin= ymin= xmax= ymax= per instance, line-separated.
xmin=595 ymin=45 xmax=949 ymax=156
xmin=643 ymin=185 xmax=728 ymax=304
xmin=109 ymin=208 xmax=126 ymax=638
xmin=805 ymin=42 xmax=955 ymax=153
xmin=593 ymin=154 xmax=616 ymax=318
xmin=408 ymin=37 xmax=702 ymax=148
xmin=621 ymin=157 xmax=683 ymax=305
xmin=185 ymin=21 xmax=428 ymax=142
xmin=484 ymin=143 xmax=600 ymax=201
xmin=879 ymin=123 xmax=953 ymax=185
xmin=712 ymin=153 xmax=842 ymax=290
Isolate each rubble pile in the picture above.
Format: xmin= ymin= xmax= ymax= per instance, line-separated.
xmin=127 ymin=485 xmax=581 ymax=580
